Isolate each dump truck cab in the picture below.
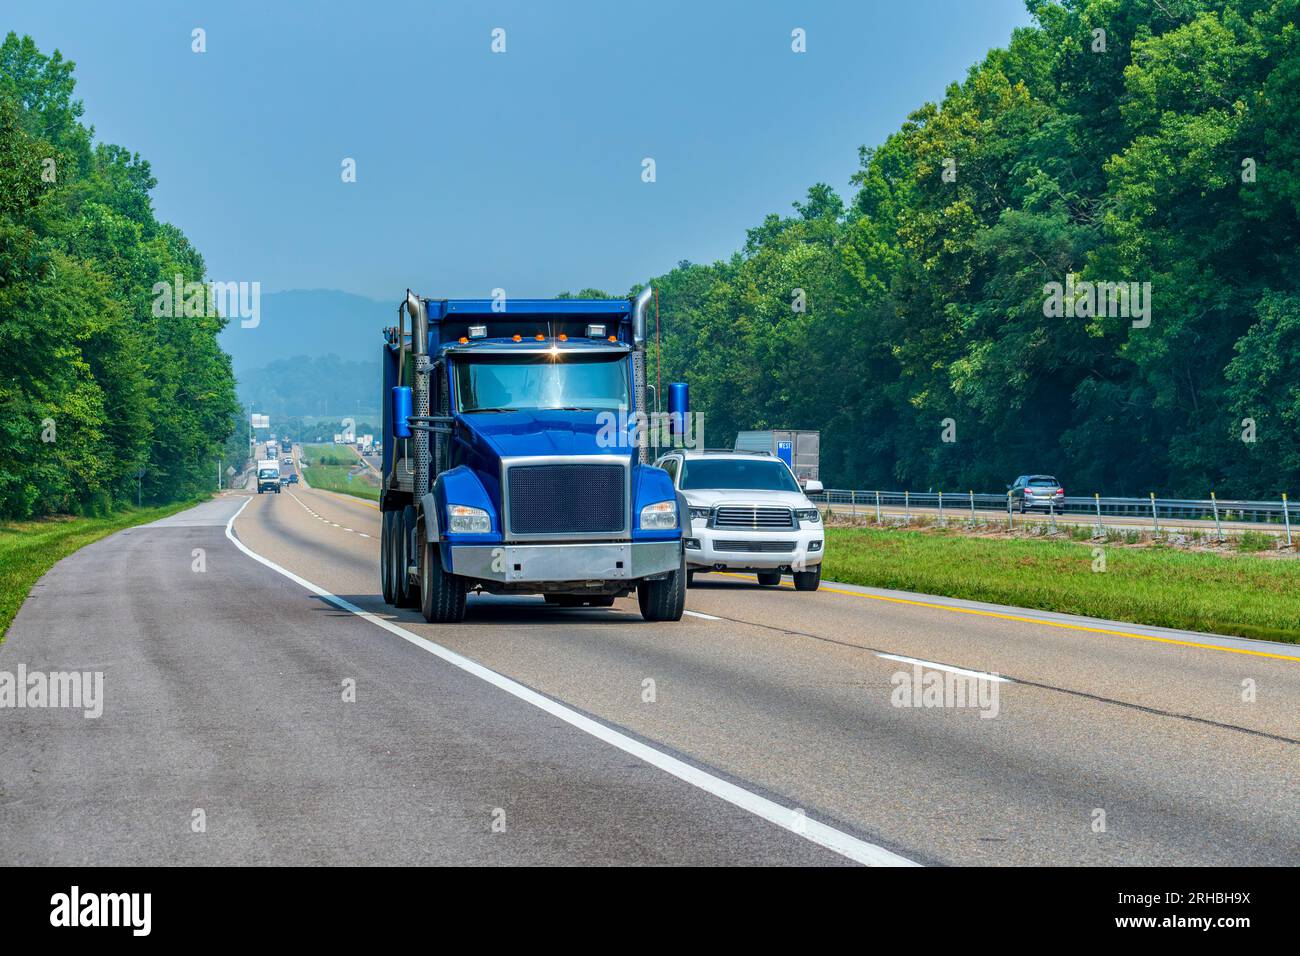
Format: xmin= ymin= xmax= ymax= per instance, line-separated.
xmin=379 ymin=290 xmax=686 ymax=623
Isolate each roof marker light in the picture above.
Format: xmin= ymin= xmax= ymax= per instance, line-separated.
xmin=535 ymin=333 xmax=545 ymax=341
xmin=608 ymin=335 xmax=617 ymax=343
xmin=512 ymin=334 xmax=522 ymax=342
xmin=558 ymin=333 xmax=568 ymax=341
xmin=458 ymin=336 xmax=468 ymax=344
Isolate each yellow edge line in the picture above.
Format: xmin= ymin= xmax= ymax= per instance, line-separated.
xmin=716 ymin=572 xmax=1300 ymax=663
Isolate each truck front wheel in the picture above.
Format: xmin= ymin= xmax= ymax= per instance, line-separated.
xmin=637 ymin=554 xmax=686 ymax=622
xmin=420 ymin=539 xmax=467 ymax=623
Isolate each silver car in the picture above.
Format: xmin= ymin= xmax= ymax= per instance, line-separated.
xmin=1009 ymin=475 xmax=1065 ymax=513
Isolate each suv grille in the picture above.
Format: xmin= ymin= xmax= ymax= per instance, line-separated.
xmin=712 ymin=506 xmax=795 ymax=530
xmin=714 ymin=540 xmax=796 ymax=553
xmin=507 ymin=463 xmax=625 ymax=536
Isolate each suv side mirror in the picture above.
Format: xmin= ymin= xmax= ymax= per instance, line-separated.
xmin=804 ymin=479 xmax=823 ymax=494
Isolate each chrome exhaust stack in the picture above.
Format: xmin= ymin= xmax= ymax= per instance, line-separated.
xmin=632 ymin=285 xmax=653 ymax=464
xmin=407 ymin=291 xmax=430 ymax=500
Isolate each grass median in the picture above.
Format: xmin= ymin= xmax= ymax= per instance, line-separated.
xmin=822 ymin=526 xmax=1300 ymax=643
xmin=0 ymin=498 xmax=205 ymax=641
xmin=299 ymin=445 xmax=379 ymax=501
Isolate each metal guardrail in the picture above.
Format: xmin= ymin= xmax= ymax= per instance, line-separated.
xmin=806 ymin=488 xmax=1297 ymax=541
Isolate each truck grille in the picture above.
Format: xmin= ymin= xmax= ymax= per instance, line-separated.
xmin=714 ymin=540 xmax=797 ymax=553
xmin=507 ymin=463 xmax=625 ymax=537
xmin=712 ymin=506 xmax=795 ymax=530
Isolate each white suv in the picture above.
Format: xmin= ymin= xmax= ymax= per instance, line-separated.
xmin=653 ymin=450 xmax=825 ymax=591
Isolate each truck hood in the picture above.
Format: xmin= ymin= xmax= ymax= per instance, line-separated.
xmin=459 ymin=408 xmax=631 ymax=460
xmin=680 ymin=488 xmax=813 ymax=509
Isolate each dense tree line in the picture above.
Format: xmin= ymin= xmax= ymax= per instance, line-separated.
xmin=0 ymin=34 xmax=239 ymax=518
xmin=646 ymin=0 xmax=1300 ymax=498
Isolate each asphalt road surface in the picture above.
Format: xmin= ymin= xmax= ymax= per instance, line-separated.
xmin=2 ymin=484 xmax=1296 ymax=865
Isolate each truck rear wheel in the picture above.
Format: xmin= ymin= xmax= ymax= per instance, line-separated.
xmin=380 ymin=510 xmax=397 ymax=604
xmin=395 ymin=505 xmax=419 ymax=608
xmin=637 ymin=553 xmax=686 ymax=622
xmin=420 ymin=539 xmax=466 ymax=623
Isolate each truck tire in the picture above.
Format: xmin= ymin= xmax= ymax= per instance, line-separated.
xmin=637 ymin=553 xmax=686 ymax=622
xmin=380 ymin=510 xmax=397 ymax=604
xmin=420 ymin=539 xmax=466 ymax=623
xmin=395 ymin=505 xmax=419 ymax=608
xmin=756 ymin=571 xmax=782 ymax=586
xmin=793 ymin=565 xmax=822 ymax=592
xmin=686 ymin=570 xmax=695 ymax=587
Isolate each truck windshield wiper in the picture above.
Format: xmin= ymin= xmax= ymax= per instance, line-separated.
xmin=463 ymin=407 xmax=518 ymax=414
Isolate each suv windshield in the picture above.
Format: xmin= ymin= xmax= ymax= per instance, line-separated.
xmin=455 ymin=353 xmax=628 ymax=413
xmin=679 ymin=458 xmax=800 ymax=492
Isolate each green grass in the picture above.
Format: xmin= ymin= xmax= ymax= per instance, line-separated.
xmin=298 ymin=443 xmax=380 ymax=501
xmin=0 ymin=499 xmax=205 ymax=641
xmin=822 ymin=526 xmax=1300 ymax=643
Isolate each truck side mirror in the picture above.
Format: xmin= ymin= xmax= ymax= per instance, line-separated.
xmin=804 ymin=479 xmax=823 ymax=494
xmin=392 ymin=386 xmax=412 ymax=439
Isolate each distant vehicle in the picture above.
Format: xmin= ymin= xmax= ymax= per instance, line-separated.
xmin=734 ymin=429 xmax=820 ymax=486
xmin=280 ymin=438 xmax=292 ymax=453
xmin=654 ymin=449 xmax=825 ymax=592
xmin=1009 ymin=474 xmax=1064 ymax=513
xmin=288 ymin=473 xmax=299 ymax=484
xmin=256 ymin=459 xmax=282 ymax=494
xmin=279 ymin=475 xmax=290 ymax=485
xmin=282 ymin=457 xmax=292 ymax=465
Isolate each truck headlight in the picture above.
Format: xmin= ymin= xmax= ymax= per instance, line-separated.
xmin=448 ymin=504 xmax=491 ymax=534
xmin=640 ymin=500 xmax=678 ymax=530
xmin=688 ymin=506 xmax=711 ymax=521
xmin=795 ymin=508 xmax=821 ymax=524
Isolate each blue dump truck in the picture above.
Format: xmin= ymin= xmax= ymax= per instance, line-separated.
xmin=378 ymin=288 xmax=687 ymax=623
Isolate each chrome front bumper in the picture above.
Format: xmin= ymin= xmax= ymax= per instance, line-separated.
xmin=450 ymin=541 xmax=681 ymax=583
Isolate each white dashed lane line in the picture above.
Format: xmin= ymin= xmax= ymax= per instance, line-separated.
xmin=284 ymin=490 xmax=377 ymax=542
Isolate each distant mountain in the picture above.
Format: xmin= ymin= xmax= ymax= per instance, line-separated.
xmin=237 ymin=354 xmax=380 ymax=418
xmin=219 ymin=288 xmax=392 ymax=378
xmin=220 ymin=289 xmax=391 ymax=418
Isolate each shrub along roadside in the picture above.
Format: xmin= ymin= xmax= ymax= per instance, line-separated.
xmin=821 ymin=526 xmax=1300 ymax=644
xmin=0 ymin=498 xmax=205 ymax=641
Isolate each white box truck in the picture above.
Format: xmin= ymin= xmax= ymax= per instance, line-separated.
xmin=256 ymin=459 xmax=282 ymax=494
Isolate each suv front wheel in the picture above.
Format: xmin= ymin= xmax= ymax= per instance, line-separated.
xmin=793 ymin=565 xmax=822 ymax=592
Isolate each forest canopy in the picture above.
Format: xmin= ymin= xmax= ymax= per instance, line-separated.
xmin=0 ymin=32 xmax=239 ymax=518
xmin=648 ymin=0 xmax=1300 ymax=498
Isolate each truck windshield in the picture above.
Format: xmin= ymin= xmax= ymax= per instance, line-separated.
xmin=455 ymin=353 xmax=628 ymax=413
xmin=679 ymin=458 xmax=800 ymax=492
xmin=258 ymin=469 xmax=279 ymax=479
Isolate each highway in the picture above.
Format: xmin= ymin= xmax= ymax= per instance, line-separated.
xmin=1 ymin=477 xmax=1297 ymax=866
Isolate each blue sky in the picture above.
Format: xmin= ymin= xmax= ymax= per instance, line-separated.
xmin=7 ymin=0 xmax=1033 ymax=300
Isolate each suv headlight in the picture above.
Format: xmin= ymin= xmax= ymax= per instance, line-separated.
xmin=795 ymin=508 xmax=821 ymax=524
xmin=640 ymin=500 xmax=678 ymax=530
xmin=447 ymin=504 xmax=491 ymax=534
xmin=688 ymin=506 xmax=711 ymax=521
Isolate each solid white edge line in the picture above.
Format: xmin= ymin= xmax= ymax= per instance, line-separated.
xmin=224 ymin=496 xmax=917 ymax=867
xmin=684 ymin=610 xmax=722 ymax=621
xmin=877 ymin=652 xmax=1012 ymax=684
